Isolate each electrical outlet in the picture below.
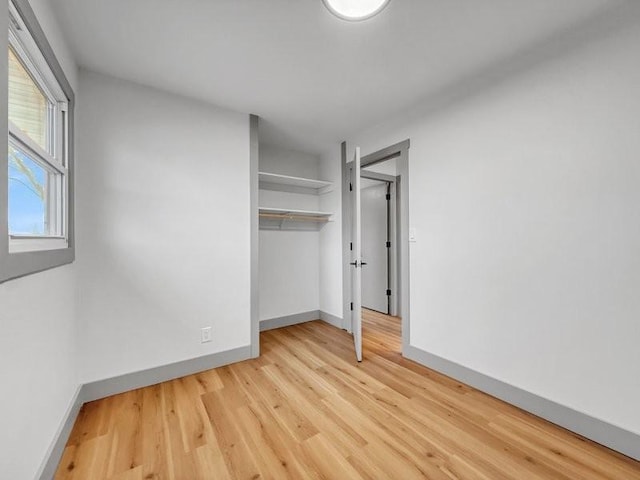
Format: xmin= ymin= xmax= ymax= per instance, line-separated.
xmin=201 ymin=326 xmax=212 ymax=343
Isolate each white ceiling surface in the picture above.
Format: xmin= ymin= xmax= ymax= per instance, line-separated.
xmin=52 ymin=0 xmax=620 ymax=154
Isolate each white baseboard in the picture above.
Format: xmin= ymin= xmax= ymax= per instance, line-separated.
xmin=260 ymin=310 xmax=320 ymax=331
xmin=404 ymin=344 xmax=640 ymax=461
xmin=260 ymin=310 xmax=344 ymax=331
xmin=320 ymin=310 xmax=343 ymax=329
xmin=36 ymin=385 xmax=84 ymax=480
xmin=37 ymin=345 xmax=251 ymax=479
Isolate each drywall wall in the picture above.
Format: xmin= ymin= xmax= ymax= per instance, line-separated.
xmin=259 ymin=146 xmax=321 ymax=320
xmin=76 ymin=70 xmax=251 ymax=383
xmin=319 ymin=146 xmax=343 ymax=322
xmin=0 ymin=267 xmax=78 ymax=479
xmin=0 ymin=1 xmax=80 ymax=478
xmin=346 ymin=10 xmax=640 ymax=434
xmin=259 ymin=230 xmax=319 ymax=320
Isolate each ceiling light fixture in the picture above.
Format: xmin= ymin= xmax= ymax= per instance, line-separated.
xmin=322 ymin=0 xmax=391 ymax=21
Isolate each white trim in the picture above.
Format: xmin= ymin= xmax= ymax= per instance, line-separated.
xmin=258 ymin=207 xmax=333 ymax=217
xmin=8 ymin=135 xmax=66 ymax=239
xmin=8 ymin=1 xmax=66 ymax=103
xmin=260 ymin=311 xmax=321 ymax=331
xmin=34 ymin=385 xmax=84 ymax=480
xmin=1 ymin=0 xmax=76 ymax=284
xmin=7 ymin=3 xmax=70 ymax=247
xmin=405 ymin=344 xmax=640 ymax=461
xmin=9 ymin=122 xmax=66 ymax=174
xmin=36 ymin=345 xmax=252 ymax=479
xmin=8 ymin=31 xmax=59 ymax=108
xmin=82 ymin=346 xmax=252 ymax=402
xmin=9 ymin=236 xmax=68 ymax=253
xmin=342 ymin=140 xmax=411 ymax=349
xmin=258 ymin=172 xmax=334 ymax=193
xmin=320 ymin=311 xmax=343 ymax=329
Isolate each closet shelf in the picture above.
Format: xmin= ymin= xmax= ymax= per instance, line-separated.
xmin=259 ymin=207 xmax=333 ymax=230
xmin=259 ymin=172 xmax=333 ymax=194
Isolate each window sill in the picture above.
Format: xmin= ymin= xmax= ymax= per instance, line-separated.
xmin=9 ymin=236 xmax=68 ymax=253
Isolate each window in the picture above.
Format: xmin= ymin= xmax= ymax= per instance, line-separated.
xmin=1 ymin=0 xmax=75 ymax=282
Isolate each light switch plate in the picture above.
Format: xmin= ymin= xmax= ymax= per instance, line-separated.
xmin=201 ymin=326 xmax=212 ymax=343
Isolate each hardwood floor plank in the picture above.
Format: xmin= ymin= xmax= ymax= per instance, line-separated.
xmin=192 ymin=369 xmax=225 ymax=393
xmin=261 ymin=362 xmax=368 ymax=453
xmin=230 ymin=360 xmax=320 ymax=443
xmin=321 ymin=390 xmax=451 ymax=480
xmin=194 ymin=443 xmax=231 ymax=480
xmin=54 ymin=311 xmax=640 ymax=479
xmin=234 ymin=403 xmax=307 ymax=480
xmin=244 ymin=401 xmax=321 ymax=480
xmin=65 ymin=400 xmax=107 ymax=447
xmin=298 ymin=433 xmax=363 ymax=480
xmin=160 ymin=382 xmax=200 ymax=480
xmin=200 ymin=389 xmax=262 ymax=480
xmin=171 ymin=376 xmax=211 ymax=454
xmin=140 ymin=385 xmax=170 ymax=480
xmin=104 ymin=390 xmax=143 ymax=477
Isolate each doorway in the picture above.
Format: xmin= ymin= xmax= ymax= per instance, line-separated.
xmin=360 ymin=178 xmax=391 ymax=315
xmin=359 ymin=173 xmax=402 ymax=357
xmin=341 ymin=139 xmax=410 ymax=361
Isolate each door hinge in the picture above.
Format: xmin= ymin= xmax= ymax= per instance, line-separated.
xmin=350 ymin=302 xmax=353 ymax=311
xmin=386 ymin=289 xmax=392 ymax=296
xmin=386 ymin=193 xmax=391 ymax=200
xmin=350 ymin=242 xmax=353 ymax=251
xmin=349 ymin=182 xmax=353 ymax=191
xmin=386 ymin=241 xmax=391 ymax=248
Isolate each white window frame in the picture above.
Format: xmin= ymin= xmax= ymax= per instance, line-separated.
xmin=1 ymin=0 xmax=75 ymax=283
xmin=8 ymin=1 xmax=69 ymax=252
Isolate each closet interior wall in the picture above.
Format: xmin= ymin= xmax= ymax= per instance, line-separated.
xmin=258 ymin=146 xmax=322 ymax=323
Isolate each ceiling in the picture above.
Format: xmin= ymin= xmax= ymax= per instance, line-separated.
xmin=51 ymin=0 xmax=621 ymax=154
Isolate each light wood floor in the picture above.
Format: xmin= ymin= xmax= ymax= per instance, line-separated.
xmin=55 ymin=310 xmax=640 ymax=479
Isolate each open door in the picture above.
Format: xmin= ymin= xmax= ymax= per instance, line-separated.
xmin=342 ymin=139 xmax=410 ymax=360
xmin=350 ymin=147 xmax=363 ymax=362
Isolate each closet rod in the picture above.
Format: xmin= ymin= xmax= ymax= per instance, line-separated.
xmin=259 ymin=213 xmax=330 ymax=222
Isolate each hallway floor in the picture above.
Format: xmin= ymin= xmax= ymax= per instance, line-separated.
xmin=55 ymin=314 xmax=640 ymax=479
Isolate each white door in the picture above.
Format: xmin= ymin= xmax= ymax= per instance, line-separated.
xmin=350 ymin=147 xmax=363 ymax=362
xmin=361 ymin=181 xmax=389 ymax=313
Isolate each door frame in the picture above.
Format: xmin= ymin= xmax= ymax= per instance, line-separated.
xmin=358 ymin=173 xmax=396 ymax=316
xmin=341 ymin=139 xmax=410 ymax=354
xmin=250 ymin=114 xmax=260 ymax=358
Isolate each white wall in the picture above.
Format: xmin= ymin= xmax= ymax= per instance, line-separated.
xmin=319 ymin=147 xmax=343 ymax=320
xmin=347 ymin=15 xmax=640 ymax=434
xmin=259 ymin=230 xmax=319 ymax=320
xmin=259 ymin=146 xmax=321 ymax=320
xmin=76 ymin=70 xmax=251 ymax=383
xmin=0 ymin=1 xmax=80 ymax=478
xmin=0 ymin=267 xmax=78 ymax=479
